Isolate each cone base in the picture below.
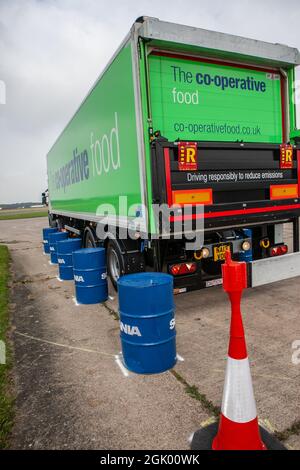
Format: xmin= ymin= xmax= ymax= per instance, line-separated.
xmin=212 ymin=414 xmax=266 ymax=450
xmin=191 ymin=421 xmax=287 ymax=450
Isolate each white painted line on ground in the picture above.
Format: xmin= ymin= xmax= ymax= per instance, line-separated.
xmin=115 ymin=354 xmax=129 ymax=377
xmin=14 ymin=331 xmax=115 ymax=357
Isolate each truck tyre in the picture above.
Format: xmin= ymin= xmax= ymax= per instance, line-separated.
xmin=107 ymin=239 xmax=125 ymax=291
xmin=84 ymin=227 xmax=98 ymax=248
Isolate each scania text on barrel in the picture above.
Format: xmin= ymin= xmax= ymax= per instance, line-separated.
xmin=57 ymin=238 xmax=82 ymax=280
xmin=73 ymin=247 xmax=108 ymax=304
xmin=42 ymin=227 xmax=58 ymax=254
xmin=48 ymin=231 xmax=69 ymax=264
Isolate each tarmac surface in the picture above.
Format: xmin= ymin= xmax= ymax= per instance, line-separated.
xmin=0 ymin=217 xmax=299 ymax=450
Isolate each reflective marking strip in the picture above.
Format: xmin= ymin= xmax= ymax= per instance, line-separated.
xmin=170 ymin=203 xmax=300 ymax=222
xmin=297 ymin=150 xmax=300 ymax=197
xmin=164 ymin=148 xmax=173 ymax=206
xmin=172 ymin=188 xmax=213 ymax=205
xmin=221 ymin=357 xmax=257 ymax=423
xmin=270 ymin=184 xmax=298 ymax=200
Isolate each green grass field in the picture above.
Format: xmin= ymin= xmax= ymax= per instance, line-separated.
xmin=0 ymin=245 xmax=14 ymax=449
xmin=0 ymin=210 xmax=47 ymax=221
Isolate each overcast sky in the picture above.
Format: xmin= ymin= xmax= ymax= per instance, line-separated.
xmin=1 ymin=0 xmax=300 ymax=204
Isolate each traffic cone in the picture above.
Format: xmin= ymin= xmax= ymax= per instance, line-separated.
xmin=212 ymin=250 xmax=266 ymax=450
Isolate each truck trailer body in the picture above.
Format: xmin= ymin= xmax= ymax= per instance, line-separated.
xmin=46 ymin=17 xmax=300 ymax=291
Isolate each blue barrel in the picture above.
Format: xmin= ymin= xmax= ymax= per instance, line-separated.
xmin=48 ymin=231 xmax=69 ymax=264
xmin=57 ymin=238 xmax=82 ymax=280
xmin=117 ymin=273 xmax=176 ymax=374
xmin=42 ymin=227 xmax=58 ymax=254
xmin=73 ymin=248 xmax=108 ymax=304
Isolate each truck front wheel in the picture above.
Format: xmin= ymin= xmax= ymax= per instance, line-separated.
xmin=48 ymin=213 xmax=57 ymax=228
xmin=107 ymin=240 xmax=124 ymax=290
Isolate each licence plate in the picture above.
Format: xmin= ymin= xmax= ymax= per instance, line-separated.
xmin=213 ymin=244 xmax=231 ymax=261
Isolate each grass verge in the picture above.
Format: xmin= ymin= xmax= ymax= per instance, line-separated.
xmin=0 ymin=245 xmax=14 ymax=448
xmin=0 ymin=211 xmax=47 ymax=221
xmin=274 ymin=419 xmax=300 ymax=442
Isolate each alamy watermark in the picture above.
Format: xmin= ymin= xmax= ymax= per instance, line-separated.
xmin=95 ymin=197 xmax=205 ymax=251
xmin=0 ymin=80 xmax=6 ymax=105
xmin=291 ymin=340 xmax=300 ymax=365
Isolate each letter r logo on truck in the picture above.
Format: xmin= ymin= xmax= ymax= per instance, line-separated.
xmin=280 ymin=144 xmax=293 ymax=169
xmin=178 ymin=142 xmax=197 ymax=171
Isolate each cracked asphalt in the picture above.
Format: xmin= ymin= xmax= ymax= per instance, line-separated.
xmin=0 ymin=217 xmax=300 ymax=449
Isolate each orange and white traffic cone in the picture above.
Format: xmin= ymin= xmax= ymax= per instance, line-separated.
xmin=212 ymin=250 xmax=266 ymax=450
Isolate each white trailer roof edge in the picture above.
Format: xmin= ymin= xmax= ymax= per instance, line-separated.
xmin=47 ymin=16 xmax=300 ymax=157
xmin=138 ymin=17 xmax=300 ymax=67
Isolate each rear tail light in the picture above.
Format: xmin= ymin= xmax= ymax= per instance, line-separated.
xmin=169 ymin=262 xmax=197 ymax=276
xmin=270 ymin=247 xmax=279 ymax=256
xmin=279 ymin=244 xmax=288 ymax=255
xmin=269 ymin=244 xmax=288 ymax=257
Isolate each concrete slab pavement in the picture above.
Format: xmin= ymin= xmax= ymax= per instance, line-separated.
xmin=1 ymin=217 xmax=300 ymax=449
xmin=1 ymin=218 xmax=209 ymax=449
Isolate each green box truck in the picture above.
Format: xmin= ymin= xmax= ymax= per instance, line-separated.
xmin=46 ymin=16 xmax=300 ymax=291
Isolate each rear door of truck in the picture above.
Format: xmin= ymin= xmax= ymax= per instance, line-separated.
xmin=147 ymin=51 xmax=300 ymax=230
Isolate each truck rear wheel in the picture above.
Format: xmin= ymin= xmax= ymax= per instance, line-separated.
xmin=84 ymin=227 xmax=97 ymax=248
xmin=107 ymin=240 xmax=124 ymax=291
